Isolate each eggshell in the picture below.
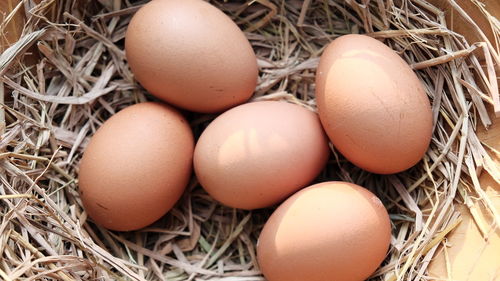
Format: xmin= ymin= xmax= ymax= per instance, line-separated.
xmin=125 ymin=0 xmax=258 ymax=113
xmin=193 ymin=101 xmax=329 ymax=210
xmin=78 ymin=102 xmax=194 ymax=231
xmin=257 ymin=181 xmax=391 ymax=281
xmin=315 ymin=34 xmax=433 ymax=174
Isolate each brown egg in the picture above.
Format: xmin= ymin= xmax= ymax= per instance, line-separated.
xmin=193 ymin=101 xmax=329 ymax=210
xmin=257 ymin=181 xmax=391 ymax=281
xmin=125 ymin=0 xmax=258 ymax=113
xmin=315 ymin=34 xmax=433 ymax=174
xmin=78 ymin=102 xmax=194 ymax=231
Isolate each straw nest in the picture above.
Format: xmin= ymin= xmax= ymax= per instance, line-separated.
xmin=0 ymin=0 xmax=499 ymax=280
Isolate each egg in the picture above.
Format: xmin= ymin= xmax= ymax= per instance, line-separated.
xmin=257 ymin=181 xmax=391 ymax=281
xmin=193 ymin=101 xmax=329 ymax=210
xmin=315 ymin=34 xmax=433 ymax=174
xmin=78 ymin=102 xmax=194 ymax=231
xmin=125 ymin=0 xmax=258 ymax=113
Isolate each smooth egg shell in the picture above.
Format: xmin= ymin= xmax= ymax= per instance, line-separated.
xmin=78 ymin=102 xmax=194 ymax=231
xmin=125 ymin=0 xmax=258 ymax=113
xmin=193 ymin=101 xmax=329 ymax=210
xmin=257 ymin=181 xmax=391 ymax=281
xmin=315 ymin=34 xmax=433 ymax=174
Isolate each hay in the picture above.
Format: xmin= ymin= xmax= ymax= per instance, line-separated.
xmin=0 ymin=0 xmax=499 ymax=280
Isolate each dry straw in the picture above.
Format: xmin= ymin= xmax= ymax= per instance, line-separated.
xmin=0 ymin=0 xmax=499 ymax=280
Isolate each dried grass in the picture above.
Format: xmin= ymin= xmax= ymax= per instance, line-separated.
xmin=0 ymin=0 xmax=499 ymax=280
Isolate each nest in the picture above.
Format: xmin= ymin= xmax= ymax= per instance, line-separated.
xmin=0 ymin=0 xmax=499 ymax=280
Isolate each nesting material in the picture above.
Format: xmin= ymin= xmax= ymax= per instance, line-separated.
xmin=0 ymin=0 xmax=499 ymax=280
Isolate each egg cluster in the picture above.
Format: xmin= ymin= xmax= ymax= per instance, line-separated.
xmin=77 ymin=0 xmax=433 ymax=280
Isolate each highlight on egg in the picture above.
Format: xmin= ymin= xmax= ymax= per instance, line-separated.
xmin=257 ymin=181 xmax=392 ymax=281
xmin=193 ymin=101 xmax=329 ymax=210
xmin=78 ymin=102 xmax=194 ymax=231
xmin=315 ymin=34 xmax=433 ymax=174
xmin=125 ymin=0 xmax=258 ymax=113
